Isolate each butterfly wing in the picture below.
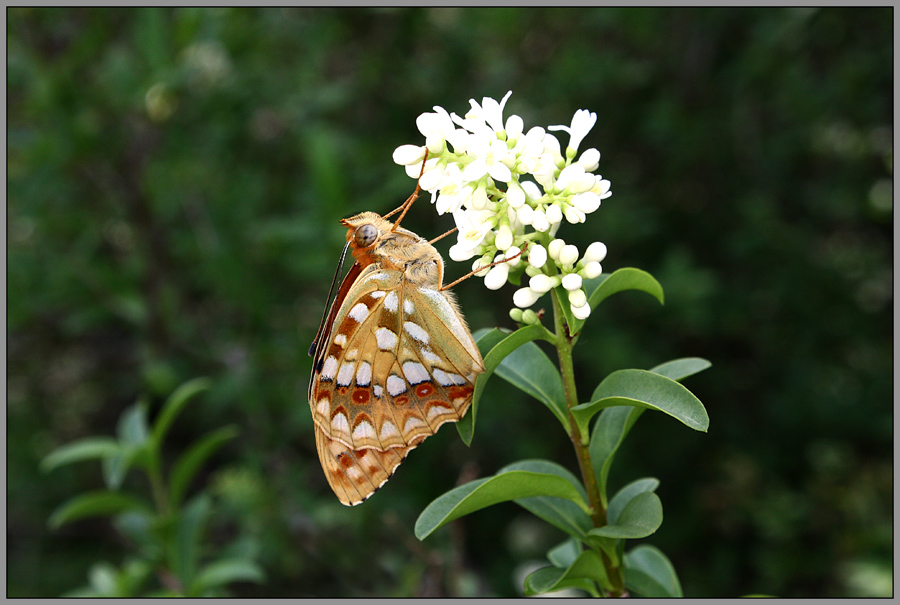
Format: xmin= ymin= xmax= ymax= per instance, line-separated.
xmin=309 ymin=263 xmax=484 ymax=505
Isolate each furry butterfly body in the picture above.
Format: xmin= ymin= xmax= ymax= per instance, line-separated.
xmin=309 ymin=212 xmax=484 ymax=505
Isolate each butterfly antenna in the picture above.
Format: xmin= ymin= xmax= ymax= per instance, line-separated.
xmin=384 ymin=150 xmax=429 ymax=230
xmin=441 ymin=243 xmax=529 ymax=291
xmin=429 ymin=227 xmax=457 ymax=245
xmin=309 ymin=239 xmax=353 ymax=357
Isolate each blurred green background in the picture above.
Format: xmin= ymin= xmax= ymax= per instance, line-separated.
xmin=8 ymin=7 xmax=892 ymax=597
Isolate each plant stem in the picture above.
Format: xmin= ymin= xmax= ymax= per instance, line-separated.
xmin=551 ymin=290 xmax=625 ymax=597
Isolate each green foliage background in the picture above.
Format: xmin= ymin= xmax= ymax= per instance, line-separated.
xmin=8 ymin=7 xmax=892 ymax=597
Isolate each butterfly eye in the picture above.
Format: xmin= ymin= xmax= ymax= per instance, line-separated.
xmin=355 ymin=224 xmax=378 ymax=248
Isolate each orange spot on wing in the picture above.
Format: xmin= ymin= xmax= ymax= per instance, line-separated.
xmin=448 ymin=385 xmax=473 ymax=400
xmin=393 ymin=395 xmax=409 ymax=406
xmin=352 ymin=389 xmax=370 ymax=403
xmin=415 ymin=383 xmax=434 ymax=397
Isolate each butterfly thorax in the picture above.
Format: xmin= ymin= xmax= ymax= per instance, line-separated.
xmin=341 ymin=212 xmax=444 ymax=288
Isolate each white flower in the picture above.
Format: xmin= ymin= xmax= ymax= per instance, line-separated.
xmin=505 ymin=114 xmax=524 ymax=138
xmin=417 ymin=105 xmax=456 ymax=139
xmin=559 ymin=244 xmax=579 ymax=266
xmin=545 ymin=204 xmax=563 ymax=225
xmin=578 ymin=148 xmax=601 ymax=172
xmin=393 ymin=144 xmax=426 ymax=166
xmin=495 ymin=224 xmax=514 ymax=251
xmin=405 ymin=156 xmax=440 ymax=180
xmin=571 ymin=191 xmax=601 ymax=214
xmin=555 ymin=164 xmax=585 ymax=191
xmin=563 ymin=205 xmax=586 ymax=224
xmin=462 ymin=138 xmax=513 ymax=183
xmin=513 ymin=287 xmax=541 ymax=308
xmin=418 ymin=166 xmax=443 ymax=191
xmin=516 ymin=204 xmax=534 ymax=225
xmin=529 ymin=274 xmax=554 ymax=294
xmin=583 ymin=241 xmax=608 ymax=263
xmin=549 ymin=109 xmax=597 ymax=152
xmin=594 ymin=178 xmax=612 ymax=200
xmin=484 ymin=262 xmax=510 ymax=290
xmin=449 ymin=208 xmax=493 ymax=260
xmin=568 ymin=289 xmax=587 ymax=308
xmin=473 ymin=91 xmax=513 ymax=133
xmin=528 ymin=244 xmax=547 ymax=268
xmin=582 ymin=261 xmax=603 ymax=279
xmin=562 ymin=273 xmax=583 ymax=291
xmin=520 ymin=180 xmax=543 ymax=201
xmin=531 ymin=209 xmax=550 ymax=232
xmin=571 ymin=302 xmax=592 ymax=320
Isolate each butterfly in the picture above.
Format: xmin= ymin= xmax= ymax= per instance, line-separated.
xmin=308 ymin=209 xmax=485 ymax=506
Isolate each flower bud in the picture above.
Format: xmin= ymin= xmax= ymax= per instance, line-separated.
xmin=563 ymin=205 xmax=586 ymax=224
xmin=547 ymin=238 xmax=566 ymax=260
xmin=504 ymin=246 xmax=522 ymax=267
xmin=555 ymin=164 xmax=585 ymax=191
xmin=521 ymin=181 xmax=542 ymax=200
xmin=393 ymin=144 xmax=426 ymax=166
xmin=471 ymin=256 xmax=492 ymax=276
xmin=507 ymin=181 xmax=526 ymax=209
xmin=545 ymin=204 xmax=563 ymax=225
xmin=577 ymin=148 xmax=601 ymax=172
xmin=484 ymin=263 xmax=509 ymax=290
xmin=559 ymin=244 xmax=579 ymax=266
xmin=568 ymin=289 xmax=587 ymax=308
xmin=562 ymin=273 xmax=583 ymax=291
xmin=418 ymin=167 xmax=443 ymax=191
xmin=571 ymin=302 xmax=591 ymax=320
xmin=532 ymin=210 xmax=550 ymax=232
xmin=522 ymin=309 xmax=539 ymax=324
xmin=505 ymin=114 xmax=524 ymax=139
xmin=572 ymin=191 xmax=601 ymax=214
xmin=425 ymin=134 xmax=444 ymax=156
xmin=571 ymin=172 xmax=597 ymax=194
xmin=582 ymin=261 xmax=603 ymax=279
xmin=469 ymin=186 xmax=488 ymax=210
xmin=528 ymin=244 xmax=547 ymax=268
xmin=583 ymin=241 xmax=608 ymax=264
xmin=449 ymin=243 xmax=478 ymax=262
xmin=509 ymin=308 xmax=524 ymax=322
xmin=513 ymin=287 xmax=540 ymax=308
xmin=516 ymin=204 xmax=535 ymax=225
xmin=529 ymin=273 xmax=554 ymax=294
xmin=495 ymin=224 xmax=513 ymax=251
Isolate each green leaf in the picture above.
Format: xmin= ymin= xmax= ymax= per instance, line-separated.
xmin=189 ymin=559 xmax=265 ymax=596
xmin=88 ymin=561 xmax=119 ymax=596
xmin=608 ymin=477 xmax=660 ymax=526
xmin=589 ymin=406 xmax=645 ymax=504
xmin=571 ymin=268 xmax=665 ymax=335
xmin=523 ymin=550 xmax=608 ymax=596
xmin=40 ymin=438 xmax=120 ymax=473
xmin=494 ymin=341 xmax=567 ymax=430
xmin=415 ymin=468 xmax=590 ymax=540
xmin=573 ymin=369 xmax=709 ymax=436
xmin=502 ymin=460 xmax=593 ymax=540
xmin=624 ymin=545 xmax=683 ymax=597
xmin=173 ymin=494 xmax=213 ymax=588
xmin=649 ymin=357 xmax=712 ymax=382
xmin=118 ymin=401 xmax=151 ymax=447
xmin=48 ymin=491 xmax=153 ymax=529
xmin=547 ymin=538 xmax=583 ymax=569
xmin=169 ymin=425 xmax=239 ymax=508
xmin=458 ymin=325 xmax=554 ymax=445
xmin=151 ymin=377 xmax=212 ymax=449
xmin=588 ymin=492 xmax=663 ymax=540
xmin=102 ymin=446 xmax=145 ymax=491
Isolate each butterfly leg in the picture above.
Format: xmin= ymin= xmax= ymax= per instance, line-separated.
xmin=440 ymin=243 xmax=529 ymax=291
xmin=384 ymin=151 xmax=430 ymax=227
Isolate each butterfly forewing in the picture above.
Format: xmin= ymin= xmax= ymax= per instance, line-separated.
xmin=309 ymin=211 xmax=484 ymax=506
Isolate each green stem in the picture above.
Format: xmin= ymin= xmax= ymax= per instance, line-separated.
xmin=551 ymin=289 xmax=625 ymax=597
xmin=146 ymin=453 xmax=170 ymax=516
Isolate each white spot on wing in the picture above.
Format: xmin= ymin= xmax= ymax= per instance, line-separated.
xmin=321 ymin=356 xmax=338 ymax=380
xmin=404 ymin=321 xmax=429 ymax=344
xmin=317 ymin=397 xmax=330 ymax=417
xmin=356 ymin=362 xmax=371 ymax=386
xmin=402 ymin=361 xmax=430 ymax=385
xmin=332 ymin=412 xmax=350 ymax=434
xmin=383 ymin=291 xmax=399 ymax=313
xmin=433 ymin=369 xmax=466 ymax=386
xmin=334 ymin=334 xmax=347 ymax=347
xmin=404 ymin=299 xmax=414 ymax=314
xmin=352 ymin=420 xmax=376 ymax=441
xmin=376 ymin=327 xmax=398 ymax=350
xmin=427 ymin=403 xmax=450 ymax=420
xmin=421 ymin=348 xmax=442 ymax=364
xmin=404 ymin=416 xmax=426 ymax=433
xmin=337 ymin=362 xmax=354 ymax=386
xmin=370 ymin=290 xmax=385 ymax=299
xmin=373 ymin=385 xmax=384 ymax=398
xmin=380 ymin=421 xmax=399 ymax=440
xmin=386 ymin=374 xmax=407 ymax=396
xmin=346 ymin=465 xmax=362 ymax=480
xmin=349 ymin=303 xmax=369 ymax=322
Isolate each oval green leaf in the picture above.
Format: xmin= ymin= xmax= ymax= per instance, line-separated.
xmin=458 ymin=325 xmax=554 ymax=444
xmin=501 ymin=460 xmax=593 ymax=539
xmin=570 ymin=268 xmax=665 ymax=335
xmin=494 ymin=340 xmax=567 ymax=430
xmin=151 ymin=377 xmax=212 ymax=448
xmin=574 ymin=369 xmax=709 ymax=433
xmin=415 ymin=469 xmax=590 ymax=540
xmin=40 ymin=438 xmax=121 ymax=473
xmin=547 ymin=538 xmax=583 ymax=569
xmin=649 ymin=357 xmax=712 ymax=382
xmin=588 ymin=492 xmax=663 ymax=540
xmin=169 ymin=425 xmax=239 ymax=508
xmin=174 ymin=493 xmax=213 ymax=588
xmin=624 ymin=545 xmax=683 ymax=597
xmin=589 ymin=406 xmax=645 ymax=505
xmin=48 ymin=491 xmax=153 ymax=529
xmin=524 ymin=550 xmax=608 ymax=596
xmin=189 ymin=559 xmax=265 ymax=596
xmin=608 ymin=477 xmax=660 ymax=526
xmin=117 ymin=402 xmax=150 ymax=448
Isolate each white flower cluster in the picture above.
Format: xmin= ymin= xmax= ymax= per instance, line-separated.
xmin=392 ymin=91 xmax=611 ymax=322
